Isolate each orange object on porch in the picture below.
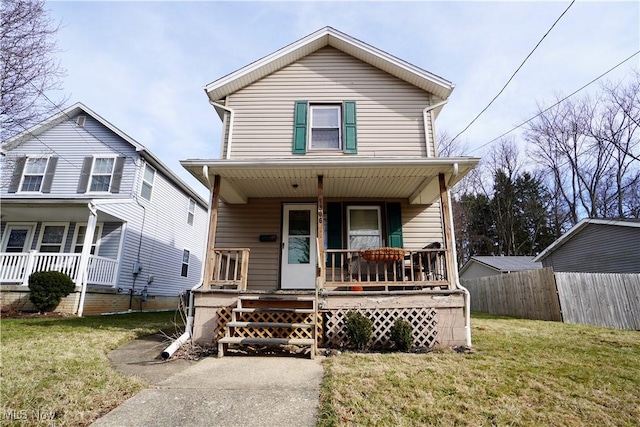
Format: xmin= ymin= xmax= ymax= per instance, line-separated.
xmin=350 ymin=284 xmax=364 ymax=291
xmin=359 ymin=248 xmax=407 ymax=262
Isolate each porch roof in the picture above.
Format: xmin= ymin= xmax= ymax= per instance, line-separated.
xmin=0 ymin=199 xmax=124 ymax=222
xmin=180 ymin=157 xmax=480 ymax=204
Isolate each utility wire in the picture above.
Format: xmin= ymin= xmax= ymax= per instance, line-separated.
xmin=450 ymin=0 xmax=576 ymax=144
xmin=470 ymin=49 xmax=640 ymax=155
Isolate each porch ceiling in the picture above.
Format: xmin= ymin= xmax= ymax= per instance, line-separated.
xmin=180 ymin=157 xmax=480 ymax=205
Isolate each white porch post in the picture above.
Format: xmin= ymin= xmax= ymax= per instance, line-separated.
xmin=76 ymin=202 xmax=98 ymax=317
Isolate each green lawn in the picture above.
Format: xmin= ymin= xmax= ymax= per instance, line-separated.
xmin=318 ymin=313 xmax=640 ymax=426
xmin=1 ymin=311 xmax=178 ymax=427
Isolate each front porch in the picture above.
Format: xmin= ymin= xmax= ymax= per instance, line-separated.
xmin=182 ymin=158 xmax=478 ymax=356
xmin=0 ymin=251 xmax=118 ymax=287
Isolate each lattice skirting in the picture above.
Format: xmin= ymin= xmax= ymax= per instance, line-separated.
xmin=215 ymin=307 xmax=324 ymax=346
xmin=323 ymin=308 xmax=438 ymax=349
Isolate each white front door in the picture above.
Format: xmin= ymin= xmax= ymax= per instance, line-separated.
xmin=281 ymin=204 xmax=317 ymax=289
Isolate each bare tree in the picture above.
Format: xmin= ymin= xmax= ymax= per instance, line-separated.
xmin=1 ymin=0 xmax=67 ymax=140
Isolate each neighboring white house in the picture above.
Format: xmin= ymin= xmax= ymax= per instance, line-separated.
xmin=459 ymin=256 xmax=542 ymax=281
xmin=534 ymin=218 xmax=640 ymax=273
xmin=0 ymin=103 xmax=209 ymax=315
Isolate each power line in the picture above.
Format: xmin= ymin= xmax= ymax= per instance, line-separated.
xmin=470 ymin=49 xmax=640 ymax=154
xmin=450 ymin=0 xmax=576 ymax=144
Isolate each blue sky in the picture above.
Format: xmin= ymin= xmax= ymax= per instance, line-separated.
xmin=47 ymin=1 xmax=639 ymax=198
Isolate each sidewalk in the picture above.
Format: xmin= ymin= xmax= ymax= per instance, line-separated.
xmin=92 ymin=335 xmax=324 ymax=427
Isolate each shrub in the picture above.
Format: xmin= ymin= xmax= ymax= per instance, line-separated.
xmin=28 ymin=271 xmax=76 ymax=312
xmin=345 ymin=311 xmax=373 ymax=351
xmin=390 ymin=318 xmax=413 ymax=352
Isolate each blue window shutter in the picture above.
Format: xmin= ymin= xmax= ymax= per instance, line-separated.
xmin=110 ymin=157 xmax=125 ymax=193
xmin=343 ymin=101 xmax=357 ymax=154
xmin=386 ymin=202 xmax=403 ymax=248
xmin=77 ymin=157 xmax=92 ymax=193
xmin=41 ymin=157 xmax=58 ymax=193
xmin=292 ymin=101 xmax=308 ymax=154
xmin=8 ymin=156 xmax=26 ymax=193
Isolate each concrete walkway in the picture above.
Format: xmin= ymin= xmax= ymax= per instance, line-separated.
xmin=92 ymin=335 xmax=324 ymax=427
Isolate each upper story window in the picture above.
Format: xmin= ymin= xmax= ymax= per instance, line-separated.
xmin=89 ymin=157 xmax=116 ymax=192
xmin=310 ymin=105 xmax=341 ymax=150
xmin=187 ymin=198 xmax=196 ymax=225
xmin=293 ymin=101 xmax=357 ymax=155
xmin=140 ymin=163 xmax=155 ymax=201
xmin=8 ymin=156 xmax=58 ymax=194
xmin=21 ymin=157 xmax=49 ymax=192
xmin=77 ymin=156 xmax=124 ymax=194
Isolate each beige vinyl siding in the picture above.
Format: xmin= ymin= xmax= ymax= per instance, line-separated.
xmin=215 ymin=199 xmax=283 ymax=291
xmin=225 ymin=47 xmax=436 ymax=159
xmin=213 ymin=198 xmax=445 ymax=290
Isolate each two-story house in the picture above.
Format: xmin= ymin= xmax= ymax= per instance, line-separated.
xmin=180 ymin=27 xmax=480 ymax=357
xmin=1 ymin=103 xmax=208 ymax=316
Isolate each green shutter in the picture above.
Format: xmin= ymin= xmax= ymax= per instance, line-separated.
xmin=292 ymin=101 xmax=308 ymax=154
xmin=343 ymin=101 xmax=357 ymax=154
xmin=327 ymin=202 xmax=343 ymax=267
xmin=386 ymin=202 xmax=403 ymax=248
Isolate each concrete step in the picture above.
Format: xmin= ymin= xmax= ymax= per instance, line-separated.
xmin=218 ymin=337 xmax=315 ymax=346
xmin=226 ymin=321 xmax=314 ymax=329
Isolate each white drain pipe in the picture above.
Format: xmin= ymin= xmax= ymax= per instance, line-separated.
xmin=446 ymin=189 xmax=472 ymax=347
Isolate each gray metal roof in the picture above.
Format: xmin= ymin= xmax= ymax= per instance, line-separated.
xmin=464 ymin=256 xmax=542 ymax=273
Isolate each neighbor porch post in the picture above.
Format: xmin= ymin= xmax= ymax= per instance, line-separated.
xmin=76 ymin=202 xmax=98 ymax=317
xmin=204 ymin=174 xmax=221 ymax=289
xmin=439 ymin=173 xmax=456 ymax=290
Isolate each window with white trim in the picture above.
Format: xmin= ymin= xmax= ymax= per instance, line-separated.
xmin=37 ymin=223 xmax=68 ymax=253
xmin=309 ymin=105 xmax=341 ymax=150
xmin=89 ymin=157 xmax=116 ymax=192
xmin=347 ymin=206 xmax=382 ymax=250
xmin=20 ymin=157 xmax=49 ymax=192
xmin=72 ymin=223 xmax=103 ymax=255
xmin=181 ymin=249 xmax=190 ymax=277
xmin=140 ymin=163 xmax=155 ymax=201
xmin=187 ymin=199 xmax=196 ymax=225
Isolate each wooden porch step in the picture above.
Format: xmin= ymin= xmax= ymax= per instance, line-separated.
xmin=219 ymin=337 xmax=315 ymax=346
xmin=233 ymin=307 xmax=315 ymax=314
xmin=238 ymin=295 xmax=315 ymax=302
xmin=226 ymin=321 xmax=313 ymax=329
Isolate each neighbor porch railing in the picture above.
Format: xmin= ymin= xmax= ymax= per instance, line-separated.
xmin=323 ymin=248 xmax=449 ymax=289
xmin=0 ymin=251 xmax=118 ymax=287
xmin=208 ymin=248 xmax=250 ymax=290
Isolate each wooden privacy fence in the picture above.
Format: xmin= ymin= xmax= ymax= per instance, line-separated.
xmin=463 ymin=268 xmax=640 ymax=330
xmin=555 ymin=273 xmax=640 ymax=330
xmin=463 ymin=268 xmax=562 ymax=321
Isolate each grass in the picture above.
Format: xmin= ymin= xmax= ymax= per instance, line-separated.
xmin=318 ymin=313 xmax=640 ymax=426
xmin=0 ymin=311 xmax=179 ymax=426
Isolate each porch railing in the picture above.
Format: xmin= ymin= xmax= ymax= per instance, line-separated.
xmin=208 ymin=248 xmax=250 ymax=290
xmin=323 ymin=248 xmax=449 ymax=289
xmin=0 ymin=251 xmax=118 ymax=287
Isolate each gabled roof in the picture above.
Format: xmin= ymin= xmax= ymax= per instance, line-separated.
xmin=205 ymin=26 xmax=454 ymax=105
xmin=459 ymin=256 xmax=542 ymax=275
xmin=1 ymin=102 xmax=207 ymax=207
xmin=533 ymin=218 xmax=640 ymax=262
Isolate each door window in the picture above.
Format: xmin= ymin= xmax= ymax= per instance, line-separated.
xmin=287 ymin=210 xmax=311 ymax=264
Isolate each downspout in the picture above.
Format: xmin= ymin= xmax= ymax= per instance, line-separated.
xmin=162 ymin=185 xmax=211 ymax=359
xmin=446 ymin=189 xmax=472 ymax=347
xmin=209 ymin=100 xmax=235 ymax=160
xmin=423 ymin=100 xmax=448 ymax=158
